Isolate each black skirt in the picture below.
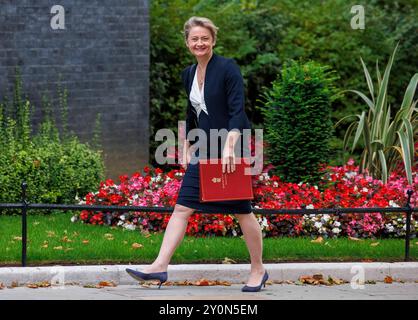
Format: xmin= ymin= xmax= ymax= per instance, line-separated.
xmin=175 ymin=111 xmax=252 ymax=214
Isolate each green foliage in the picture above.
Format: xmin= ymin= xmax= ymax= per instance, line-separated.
xmin=336 ymin=44 xmax=418 ymax=184
xmin=0 ymin=69 xmax=105 ymax=213
xmin=150 ymin=0 xmax=418 ymax=168
xmin=259 ymin=60 xmax=337 ymax=184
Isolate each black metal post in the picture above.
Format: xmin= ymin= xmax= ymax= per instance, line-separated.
xmin=404 ymin=189 xmax=413 ymax=262
xmin=21 ymin=182 xmax=28 ymax=267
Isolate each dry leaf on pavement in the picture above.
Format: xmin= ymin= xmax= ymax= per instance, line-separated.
xmin=26 ymin=281 xmax=51 ymax=289
xmin=98 ymin=281 xmax=117 ymax=287
xmin=384 ymin=276 xmax=393 ymax=284
xmin=83 ymin=284 xmax=103 ymax=289
xmin=195 ymin=279 xmax=210 ymax=286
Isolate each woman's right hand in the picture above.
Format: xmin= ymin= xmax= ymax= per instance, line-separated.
xmin=181 ymin=142 xmax=192 ymax=170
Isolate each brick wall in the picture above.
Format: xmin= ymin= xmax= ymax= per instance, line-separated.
xmin=0 ymin=0 xmax=149 ymax=180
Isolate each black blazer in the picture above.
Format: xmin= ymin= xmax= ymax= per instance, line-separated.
xmin=181 ymin=53 xmax=251 ymax=138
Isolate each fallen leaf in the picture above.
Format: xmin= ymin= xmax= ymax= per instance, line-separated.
xmin=82 ymin=240 xmax=89 ymax=244
xmin=64 ymin=247 xmax=74 ymax=252
xmin=361 ymin=259 xmax=374 ymax=263
xmin=222 ymin=257 xmax=237 ymax=264
xmin=46 ymin=231 xmax=56 ymax=238
xmin=10 ymin=281 xmax=19 ymax=288
xmin=13 ymin=236 xmax=22 ymax=241
xmin=83 ymin=284 xmax=102 ymax=289
xmin=299 ymin=275 xmax=318 ymax=285
xmin=312 ymin=274 xmax=324 ymax=280
xmin=0 ymin=283 xmax=4 ymax=290
xmin=311 ymin=236 xmax=324 ymax=243
xmin=132 ymin=243 xmax=143 ymax=249
xmin=41 ymin=244 xmax=48 ymax=249
xmin=26 ymin=281 xmax=51 ymax=289
xmin=104 ymin=233 xmax=114 ymax=241
xmin=195 ymin=279 xmax=210 ymax=286
xmin=53 ymin=246 xmax=63 ymax=250
xmin=384 ymin=276 xmax=393 ymax=284
xmin=98 ymin=281 xmax=117 ymax=287
xmin=348 ymin=236 xmax=363 ymax=241
xmin=370 ymin=242 xmax=380 ymax=247
xmin=328 ymin=276 xmax=345 ymax=285
xmin=61 ymin=236 xmax=72 ymax=243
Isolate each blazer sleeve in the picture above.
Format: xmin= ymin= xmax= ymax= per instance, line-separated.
xmin=225 ymin=59 xmax=250 ymax=132
xmin=181 ymin=67 xmax=197 ymax=137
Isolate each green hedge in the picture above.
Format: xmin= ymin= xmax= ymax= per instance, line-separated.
xmin=259 ymin=60 xmax=336 ymax=185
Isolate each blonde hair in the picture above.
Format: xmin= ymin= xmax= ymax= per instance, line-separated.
xmin=183 ymin=16 xmax=219 ymax=42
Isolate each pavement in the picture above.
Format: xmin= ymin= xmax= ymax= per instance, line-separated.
xmin=0 ymin=262 xmax=417 ymax=300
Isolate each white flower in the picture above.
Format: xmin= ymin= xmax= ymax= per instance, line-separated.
xmin=120 ymin=214 xmax=126 ymax=221
xmin=261 ymin=217 xmax=269 ymax=228
xmin=322 ymin=214 xmax=330 ymax=222
xmin=309 ymin=214 xmax=316 ymax=218
xmin=306 ymin=204 xmax=314 ymax=209
xmin=332 ymin=227 xmax=341 ymax=234
xmin=298 ymin=182 xmax=303 ymax=186
xmin=258 ymin=175 xmax=264 ymax=181
xmin=314 ymin=185 xmax=318 ymax=190
xmin=345 ymin=172 xmax=356 ymax=179
xmin=71 ymin=216 xmax=78 ymax=223
xmin=117 ymin=221 xmax=124 ymax=226
xmin=314 ymin=222 xmax=323 ymax=229
xmin=232 ymin=229 xmax=237 ymax=237
xmin=362 ymin=187 xmax=369 ymax=193
xmin=389 ymin=200 xmax=400 ymax=208
xmin=273 ymin=181 xmax=279 ymax=187
xmin=333 ymin=221 xmax=341 ymax=227
xmin=386 ymin=224 xmax=394 ymax=232
xmin=123 ymin=223 xmax=136 ymax=231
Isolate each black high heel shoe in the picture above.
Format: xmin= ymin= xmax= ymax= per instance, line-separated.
xmin=241 ymin=270 xmax=269 ymax=292
xmin=126 ymin=268 xmax=168 ymax=289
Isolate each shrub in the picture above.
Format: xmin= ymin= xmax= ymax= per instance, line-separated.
xmin=0 ymin=69 xmax=105 ymax=212
xmin=258 ymin=60 xmax=337 ymax=185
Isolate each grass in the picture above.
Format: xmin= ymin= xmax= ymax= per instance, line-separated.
xmin=0 ymin=212 xmax=416 ymax=266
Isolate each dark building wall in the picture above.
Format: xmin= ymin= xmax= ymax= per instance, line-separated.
xmin=0 ymin=0 xmax=149 ymax=180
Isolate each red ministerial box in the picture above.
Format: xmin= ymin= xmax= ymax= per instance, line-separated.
xmin=199 ymin=157 xmax=254 ymax=202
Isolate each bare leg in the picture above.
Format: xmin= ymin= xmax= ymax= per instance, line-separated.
xmin=142 ymin=204 xmax=195 ymax=273
xmin=235 ymin=213 xmax=266 ymax=286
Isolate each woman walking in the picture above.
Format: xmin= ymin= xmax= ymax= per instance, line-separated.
xmin=126 ymin=16 xmax=268 ymax=292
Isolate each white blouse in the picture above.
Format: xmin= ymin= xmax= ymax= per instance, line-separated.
xmin=189 ymin=69 xmax=209 ymax=118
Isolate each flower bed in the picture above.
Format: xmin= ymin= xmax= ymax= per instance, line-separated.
xmin=72 ymin=159 xmax=417 ymax=239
